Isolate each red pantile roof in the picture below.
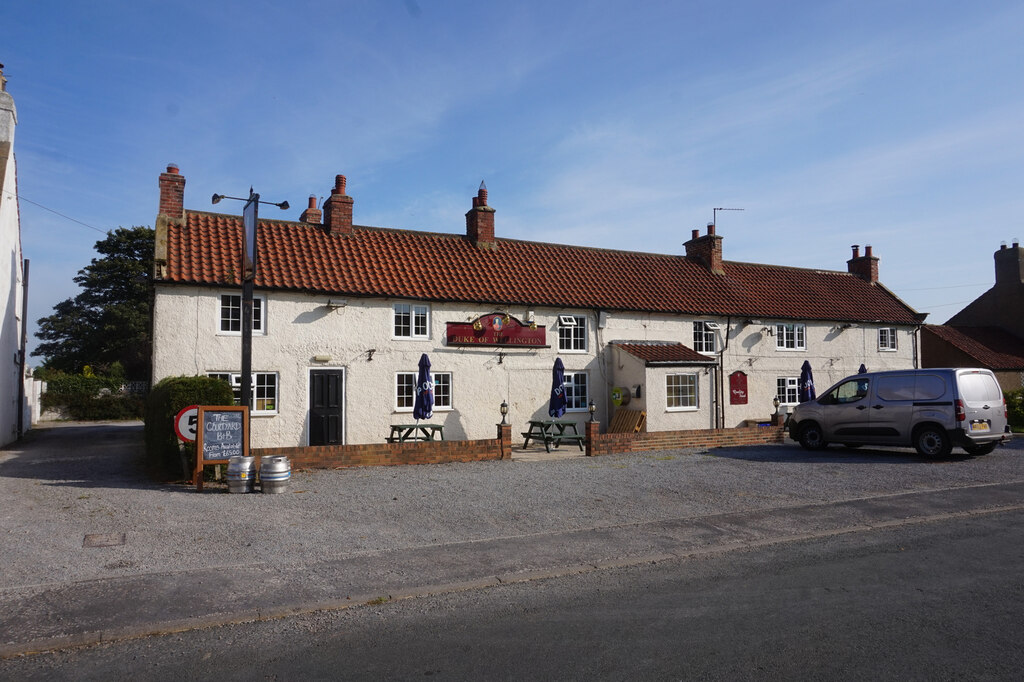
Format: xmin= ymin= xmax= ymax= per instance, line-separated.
xmin=159 ymin=210 xmax=924 ymax=324
xmin=615 ymin=343 xmax=716 ymax=365
xmin=923 ymin=325 xmax=1024 ymax=370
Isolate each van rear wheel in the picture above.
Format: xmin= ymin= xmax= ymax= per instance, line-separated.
xmin=913 ymin=425 xmax=952 ymax=458
xmin=798 ymin=423 xmax=827 ymax=450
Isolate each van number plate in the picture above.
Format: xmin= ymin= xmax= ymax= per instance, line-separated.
xmin=970 ymin=420 xmax=990 ymax=432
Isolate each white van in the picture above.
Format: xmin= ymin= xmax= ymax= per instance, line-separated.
xmin=788 ymin=368 xmax=1009 ymax=457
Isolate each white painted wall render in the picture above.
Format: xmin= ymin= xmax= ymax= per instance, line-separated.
xmin=152 ymin=286 xmax=917 ymax=447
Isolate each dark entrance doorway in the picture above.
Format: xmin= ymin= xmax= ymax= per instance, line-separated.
xmin=309 ymin=370 xmax=344 ymax=446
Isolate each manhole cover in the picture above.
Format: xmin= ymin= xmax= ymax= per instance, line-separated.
xmin=83 ymin=533 xmax=126 ymax=548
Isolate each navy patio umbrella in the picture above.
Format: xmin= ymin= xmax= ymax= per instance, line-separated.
xmin=798 ymin=360 xmax=816 ymax=403
xmin=549 ymin=357 xmax=567 ymax=418
xmin=858 ymin=363 xmax=867 ymax=374
xmin=413 ymin=353 xmax=434 ymax=421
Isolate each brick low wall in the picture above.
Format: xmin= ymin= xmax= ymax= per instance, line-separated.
xmin=253 ymin=424 xmax=513 ymax=469
xmin=252 ymin=425 xmax=784 ymax=469
xmin=586 ymin=424 xmax=786 ymax=456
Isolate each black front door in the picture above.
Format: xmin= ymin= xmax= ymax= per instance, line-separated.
xmin=309 ymin=370 xmax=344 ymax=446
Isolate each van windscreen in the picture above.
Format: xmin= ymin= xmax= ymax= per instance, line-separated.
xmin=959 ymin=372 xmax=1002 ymax=403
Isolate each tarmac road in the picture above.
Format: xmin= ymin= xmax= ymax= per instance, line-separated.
xmin=4 ymin=507 xmax=1022 ymax=680
xmin=0 ymin=422 xmax=1021 ymax=661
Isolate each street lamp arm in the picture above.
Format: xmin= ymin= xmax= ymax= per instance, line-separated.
xmin=212 ymin=193 xmax=289 ymax=210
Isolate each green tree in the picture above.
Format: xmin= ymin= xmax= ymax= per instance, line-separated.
xmin=33 ymin=226 xmax=154 ymax=379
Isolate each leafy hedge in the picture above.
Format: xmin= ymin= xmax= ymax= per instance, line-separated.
xmin=1006 ymin=389 xmax=1024 ymax=433
xmin=144 ymin=376 xmax=234 ymax=478
xmin=40 ymin=370 xmax=145 ymax=420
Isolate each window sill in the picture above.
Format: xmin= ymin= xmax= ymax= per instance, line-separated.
xmin=666 ymin=407 xmax=699 ymax=413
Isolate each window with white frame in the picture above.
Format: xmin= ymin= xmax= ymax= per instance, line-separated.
xmin=693 ymin=321 xmax=717 ymax=354
xmin=563 ymin=371 xmax=589 ymax=410
xmin=395 ymin=371 xmax=452 ymax=411
xmin=666 ymin=373 xmax=698 ymax=410
xmin=558 ymin=315 xmax=587 ymax=352
xmin=878 ymin=327 xmax=898 ymax=351
xmin=395 ymin=372 xmax=416 ymax=411
xmin=433 ymin=372 xmax=452 ymax=409
xmin=219 ymin=294 xmax=265 ymax=334
xmin=775 ymin=323 xmax=806 ymax=350
xmin=393 ymin=303 xmax=429 ymax=339
xmin=208 ymin=372 xmax=279 ymax=415
xmin=777 ymin=377 xmax=799 ymax=405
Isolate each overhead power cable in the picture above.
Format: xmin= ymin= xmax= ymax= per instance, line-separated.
xmin=3 ymin=189 xmax=107 ymax=234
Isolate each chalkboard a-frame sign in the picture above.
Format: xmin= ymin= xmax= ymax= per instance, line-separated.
xmin=192 ymin=405 xmax=249 ymax=491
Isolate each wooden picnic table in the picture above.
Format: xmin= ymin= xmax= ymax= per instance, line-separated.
xmin=521 ymin=419 xmax=585 ymax=453
xmin=387 ymin=423 xmax=445 ymax=443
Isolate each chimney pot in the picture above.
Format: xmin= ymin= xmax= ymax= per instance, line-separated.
xmin=847 ymin=243 xmax=878 ymax=283
xmin=707 ymin=222 xmax=716 ymax=235
xmin=1014 ymin=238 xmax=1020 ymax=248
xmin=307 ymin=195 xmax=317 ymax=209
xmin=466 ymin=185 xmax=495 ymax=245
xmin=323 ymin=175 xmax=353 ymax=233
xmin=1000 ymin=241 xmax=1007 ymax=250
xmin=158 ymin=164 xmax=185 ymax=220
xmin=691 ymin=229 xmax=700 ymax=240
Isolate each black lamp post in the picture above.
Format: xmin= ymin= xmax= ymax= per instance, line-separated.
xmin=772 ymin=396 xmax=780 ymax=416
xmin=211 ymin=190 xmax=289 ymax=412
xmin=588 ymin=400 xmax=596 ymax=422
xmin=500 ymin=400 xmax=509 ymax=425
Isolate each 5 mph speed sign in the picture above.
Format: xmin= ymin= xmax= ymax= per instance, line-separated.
xmin=174 ymin=405 xmax=200 ymax=442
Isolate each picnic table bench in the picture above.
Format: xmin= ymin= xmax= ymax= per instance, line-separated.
xmin=521 ymin=419 xmax=585 ymax=453
xmin=387 ymin=423 xmax=445 ymax=443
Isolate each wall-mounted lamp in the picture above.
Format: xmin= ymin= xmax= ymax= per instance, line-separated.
xmin=325 ymin=299 xmax=347 ymax=309
xmin=313 ymin=354 xmax=332 ymax=363
xmin=588 ymin=400 xmax=596 ymax=422
xmin=761 ymin=326 xmax=774 ymax=336
xmin=366 ymin=349 xmax=376 ymax=361
xmin=500 ymin=400 xmax=509 ymax=425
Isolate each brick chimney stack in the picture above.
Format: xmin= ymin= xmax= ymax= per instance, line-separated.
xmin=994 ymin=239 xmax=1023 ymax=287
xmin=300 ymin=194 xmax=322 ymax=225
xmin=466 ymin=181 xmax=496 ymax=246
xmin=323 ymin=174 xmax=353 ymax=234
xmin=683 ymin=223 xmax=724 ymax=275
xmin=158 ymin=164 xmax=185 ymax=221
xmin=847 ymin=243 xmax=879 ymax=283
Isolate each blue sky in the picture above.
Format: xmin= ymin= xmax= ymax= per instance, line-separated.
xmin=4 ymin=0 xmax=1023 ymax=362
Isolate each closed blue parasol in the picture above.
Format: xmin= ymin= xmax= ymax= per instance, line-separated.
xmin=413 ymin=353 xmax=434 ymax=420
xmin=549 ymin=357 xmax=567 ymax=418
xmin=798 ymin=360 xmax=816 ymax=403
xmin=858 ymin=363 xmax=867 ymax=374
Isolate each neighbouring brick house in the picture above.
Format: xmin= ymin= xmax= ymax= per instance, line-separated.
xmin=922 ymin=241 xmax=1024 ymax=392
xmin=151 ymin=165 xmax=925 ymax=448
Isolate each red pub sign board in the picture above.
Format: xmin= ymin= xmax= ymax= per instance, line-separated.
xmin=446 ymin=313 xmax=548 ymax=348
xmin=729 ymin=371 xmax=748 ymax=405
